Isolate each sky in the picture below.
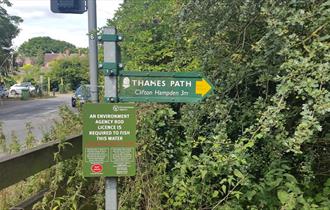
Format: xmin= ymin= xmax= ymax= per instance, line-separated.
xmin=5 ymin=0 xmax=123 ymax=48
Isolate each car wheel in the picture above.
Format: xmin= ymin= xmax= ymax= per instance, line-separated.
xmin=10 ymin=90 xmax=17 ymax=95
xmin=71 ymin=99 xmax=76 ymax=107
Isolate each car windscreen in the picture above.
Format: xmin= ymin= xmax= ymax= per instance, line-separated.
xmin=76 ymin=86 xmax=91 ymax=98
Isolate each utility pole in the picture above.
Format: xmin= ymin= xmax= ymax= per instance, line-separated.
xmin=87 ymin=0 xmax=98 ymax=103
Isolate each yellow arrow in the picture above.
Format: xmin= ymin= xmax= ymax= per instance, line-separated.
xmin=196 ymin=79 xmax=212 ymax=97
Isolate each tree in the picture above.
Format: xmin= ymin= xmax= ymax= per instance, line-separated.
xmin=47 ymin=55 xmax=89 ymax=90
xmin=20 ymin=64 xmax=42 ymax=85
xmin=18 ymin=37 xmax=77 ymax=65
xmin=0 ymin=0 xmax=22 ymax=77
xmin=109 ymin=0 xmax=181 ymax=71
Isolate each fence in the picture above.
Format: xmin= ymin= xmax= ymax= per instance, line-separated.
xmin=0 ymin=135 xmax=82 ymax=209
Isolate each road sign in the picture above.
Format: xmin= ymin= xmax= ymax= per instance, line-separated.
xmin=50 ymin=0 xmax=87 ymax=14
xmin=83 ymin=103 xmax=136 ymax=177
xmin=118 ymin=71 xmax=213 ymax=103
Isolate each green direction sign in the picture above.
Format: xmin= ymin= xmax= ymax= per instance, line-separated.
xmin=83 ymin=103 xmax=136 ymax=177
xmin=118 ymin=71 xmax=214 ymax=103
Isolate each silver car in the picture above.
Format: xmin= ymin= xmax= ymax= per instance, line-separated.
xmin=9 ymin=83 xmax=36 ymax=95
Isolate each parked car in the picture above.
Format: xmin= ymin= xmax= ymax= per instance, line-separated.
xmin=0 ymin=86 xmax=8 ymax=98
xmin=9 ymin=83 xmax=36 ymax=95
xmin=9 ymin=84 xmax=29 ymax=95
xmin=71 ymin=85 xmax=91 ymax=107
xmin=21 ymin=82 xmax=36 ymax=94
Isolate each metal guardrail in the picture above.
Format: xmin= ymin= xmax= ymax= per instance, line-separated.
xmin=0 ymin=135 xmax=82 ymax=190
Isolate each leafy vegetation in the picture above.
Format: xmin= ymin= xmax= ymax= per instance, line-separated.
xmin=0 ymin=106 xmax=97 ymax=210
xmin=109 ymin=0 xmax=330 ymax=209
xmin=18 ymin=37 xmax=77 ymax=65
xmin=18 ymin=36 xmax=76 ymax=58
xmin=18 ymin=64 xmax=42 ymax=84
xmin=1 ymin=0 xmax=329 ymax=209
xmin=0 ymin=0 xmax=21 ymax=77
xmin=46 ymin=55 xmax=89 ymax=90
xmin=16 ymin=51 xmax=87 ymax=93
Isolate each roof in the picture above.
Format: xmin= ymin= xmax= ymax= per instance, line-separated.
xmin=44 ymin=53 xmax=64 ymax=66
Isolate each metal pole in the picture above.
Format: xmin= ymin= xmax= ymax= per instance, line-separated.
xmin=88 ymin=2 xmax=118 ymax=209
xmin=87 ymin=0 xmax=98 ymax=103
xmin=48 ymin=77 xmax=50 ymax=95
xmin=103 ymin=27 xmax=119 ymax=210
xmin=105 ymin=177 xmax=117 ymax=210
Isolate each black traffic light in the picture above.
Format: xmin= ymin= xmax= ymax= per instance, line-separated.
xmin=50 ymin=0 xmax=87 ymax=14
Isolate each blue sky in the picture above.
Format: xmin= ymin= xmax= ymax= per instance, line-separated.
xmin=5 ymin=0 xmax=123 ymax=48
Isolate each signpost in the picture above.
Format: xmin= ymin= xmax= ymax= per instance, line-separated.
xmin=118 ymin=71 xmax=213 ymax=103
xmin=83 ymin=103 xmax=136 ymax=177
xmin=86 ymin=27 xmax=214 ymax=210
xmin=50 ymin=0 xmax=215 ymax=205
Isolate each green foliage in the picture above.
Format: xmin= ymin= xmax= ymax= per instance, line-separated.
xmin=0 ymin=105 xmax=92 ymax=210
xmin=116 ymin=105 xmax=181 ymax=209
xmin=19 ymin=64 xmax=42 ymax=85
xmin=9 ymin=131 xmax=20 ymax=153
xmin=3 ymin=0 xmax=330 ymax=209
xmin=110 ymin=0 xmax=184 ymax=71
xmin=2 ymin=75 xmax=15 ymax=87
xmin=33 ymin=106 xmax=105 ymax=210
xmin=110 ymin=0 xmax=330 ymax=209
xmin=47 ymin=55 xmax=89 ymax=90
xmin=0 ymin=0 xmax=22 ymax=76
xmin=25 ymin=122 xmax=36 ymax=149
xmin=18 ymin=36 xmax=76 ymax=58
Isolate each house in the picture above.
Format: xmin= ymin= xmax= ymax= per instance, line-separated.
xmin=43 ymin=53 xmax=64 ymax=68
xmin=16 ymin=49 xmax=85 ymax=69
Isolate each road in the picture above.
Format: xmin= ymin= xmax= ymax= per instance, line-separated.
xmin=0 ymin=94 xmax=72 ymax=152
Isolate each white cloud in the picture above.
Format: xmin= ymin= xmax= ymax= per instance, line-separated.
xmin=5 ymin=0 xmax=123 ymax=48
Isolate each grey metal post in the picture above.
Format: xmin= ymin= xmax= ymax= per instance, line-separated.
xmin=87 ymin=0 xmax=98 ymax=103
xmin=103 ymin=27 xmax=118 ymax=210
